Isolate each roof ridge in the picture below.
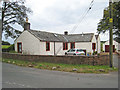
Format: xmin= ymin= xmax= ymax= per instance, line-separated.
xmin=68 ymin=33 xmax=94 ymax=35
xmin=30 ymin=29 xmax=94 ymax=35
xmin=30 ymin=29 xmax=63 ymax=35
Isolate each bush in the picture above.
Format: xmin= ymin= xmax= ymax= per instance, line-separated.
xmin=93 ymin=51 xmax=97 ymax=55
xmin=2 ymin=44 xmax=15 ymax=52
xmin=8 ymin=44 xmax=15 ymax=51
xmin=97 ymin=53 xmax=100 ymax=56
xmin=2 ymin=41 xmax=10 ymax=45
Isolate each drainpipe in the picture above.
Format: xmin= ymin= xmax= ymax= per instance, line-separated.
xmin=54 ymin=41 xmax=56 ymax=56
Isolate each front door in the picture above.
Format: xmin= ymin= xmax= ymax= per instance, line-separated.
xmin=17 ymin=42 xmax=22 ymax=53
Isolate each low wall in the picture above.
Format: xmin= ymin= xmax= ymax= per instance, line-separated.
xmin=2 ymin=53 xmax=110 ymax=65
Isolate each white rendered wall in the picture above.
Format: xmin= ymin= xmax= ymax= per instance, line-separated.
xmin=15 ymin=30 xmax=41 ymax=55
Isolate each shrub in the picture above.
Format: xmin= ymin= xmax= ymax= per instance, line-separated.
xmin=2 ymin=44 xmax=15 ymax=53
xmin=93 ymin=51 xmax=97 ymax=55
xmin=2 ymin=41 xmax=10 ymax=45
xmin=8 ymin=44 xmax=15 ymax=51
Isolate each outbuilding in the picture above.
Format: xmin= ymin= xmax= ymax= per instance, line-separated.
xmin=103 ymin=40 xmax=120 ymax=52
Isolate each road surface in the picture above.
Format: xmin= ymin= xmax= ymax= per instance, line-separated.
xmin=2 ymin=62 xmax=118 ymax=88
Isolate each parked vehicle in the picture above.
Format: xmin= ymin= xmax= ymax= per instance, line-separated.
xmin=65 ymin=49 xmax=85 ymax=56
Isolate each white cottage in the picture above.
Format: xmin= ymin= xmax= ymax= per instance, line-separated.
xmin=15 ymin=22 xmax=101 ymax=55
xmin=103 ymin=40 xmax=120 ymax=52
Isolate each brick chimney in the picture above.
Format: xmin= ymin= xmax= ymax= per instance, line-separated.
xmin=24 ymin=17 xmax=30 ymax=30
xmin=64 ymin=31 xmax=68 ymax=35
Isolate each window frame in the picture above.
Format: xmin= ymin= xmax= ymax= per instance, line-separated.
xmin=46 ymin=42 xmax=50 ymax=51
xmin=70 ymin=42 xmax=75 ymax=49
xmin=92 ymin=43 xmax=96 ymax=50
xmin=63 ymin=42 xmax=68 ymax=50
xmin=17 ymin=42 xmax=22 ymax=53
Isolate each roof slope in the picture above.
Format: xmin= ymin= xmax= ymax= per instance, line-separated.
xmin=28 ymin=30 xmax=94 ymax=42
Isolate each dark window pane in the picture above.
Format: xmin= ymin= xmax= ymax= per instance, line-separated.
xmin=77 ymin=49 xmax=83 ymax=52
xmin=17 ymin=43 xmax=22 ymax=53
xmin=46 ymin=42 xmax=50 ymax=51
xmin=71 ymin=50 xmax=75 ymax=52
xmin=63 ymin=42 xmax=68 ymax=50
xmin=71 ymin=42 xmax=75 ymax=49
xmin=66 ymin=43 xmax=68 ymax=50
xmin=92 ymin=43 xmax=96 ymax=50
xmin=63 ymin=43 xmax=65 ymax=50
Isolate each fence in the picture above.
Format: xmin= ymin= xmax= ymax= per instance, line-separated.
xmin=2 ymin=53 xmax=110 ymax=65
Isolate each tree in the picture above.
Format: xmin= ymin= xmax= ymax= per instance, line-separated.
xmin=97 ymin=1 xmax=120 ymax=43
xmin=0 ymin=0 xmax=32 ymax=38
xmin=2 ymin=41 xmax=10 ymax=45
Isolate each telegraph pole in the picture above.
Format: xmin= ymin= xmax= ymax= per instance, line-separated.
xmin=109 ymin=0 xmax=113 ymax=68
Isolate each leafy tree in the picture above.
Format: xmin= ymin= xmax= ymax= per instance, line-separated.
xmin=97 ymin=1 xmax=120 ymax=43
xmin=2 ymin=41 xmax=10 ymax=45
xmin=0 ymin=0 xmax=32 ymax=38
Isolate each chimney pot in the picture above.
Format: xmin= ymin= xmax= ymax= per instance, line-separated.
xmin=64 ymin=31 xmax=68 ymax=35
xmin=24 ymin=17 xmax=30 ymax=30
xmin=24 ymin=22 xmax=30 ymax=30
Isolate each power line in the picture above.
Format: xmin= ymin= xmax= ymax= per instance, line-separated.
xmin=56 ymin=0 xmax=95 ymax=55
xmin=70 ymin=0 xmax=94 ymax=33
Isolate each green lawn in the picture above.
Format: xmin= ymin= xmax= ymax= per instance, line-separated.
xmin=2 ymin=58 xmax=118 ymax=74
xmin=2 ymin=45 xmax=11 ymax=49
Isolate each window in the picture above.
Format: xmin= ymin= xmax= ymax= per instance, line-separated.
xmin=77 ymin=49 xmax=83 ymax=52
xmin=17 ymin=42 xmax=22 ymax=53
xmin=92 ymin=43 xmax=96 ymax=50
xmin=71 ymin=49 xmax=75 ymax=52
xmin=67 ymin=49 xmax=71 ymax=52
xmin=46 ymin=42 xmax=50 ymax=51
xmin=71 ymin=42 xmax=75 ymax=49
xmin=63 ymin=42 xmax=68 ymax=50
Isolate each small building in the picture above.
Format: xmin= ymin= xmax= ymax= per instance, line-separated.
xmin=14 ymin=21 xmax=101 ymax=55
xmin=103 ymin=40 xmax=120 ymax=52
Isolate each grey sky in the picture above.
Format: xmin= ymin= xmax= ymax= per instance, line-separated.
xmin=2 ymin=0 xmax=110 ymax=44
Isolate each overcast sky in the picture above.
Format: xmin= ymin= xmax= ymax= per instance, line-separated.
xmin=2 ymin=0 xmax=110 ymax=44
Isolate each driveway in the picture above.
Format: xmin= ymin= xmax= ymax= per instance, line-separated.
xmin=2 ymin=63 xmax=118 ymax=88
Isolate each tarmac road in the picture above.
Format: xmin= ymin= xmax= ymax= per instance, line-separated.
xmin=2 ymin=62 xmax=118 ymax=88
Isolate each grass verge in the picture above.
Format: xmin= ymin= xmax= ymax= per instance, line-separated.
xmin=2 ymin=58 xmax=118 ymax=74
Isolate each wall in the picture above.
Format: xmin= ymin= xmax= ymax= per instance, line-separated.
xmin=2 ymin=53 xmax=110 ymax=65
xmin=75 ymin=42 xmax=92 ymax=54
xmin=96 ymin=36 xmax=101 ymax=53
xmin=39 ymin=42 xmax=69 ymax=55
xmin=55 ymin=42 xmax=94 ymax=55
xmin=55 ymin=42 xmax=68 ymax=55
xmin=15 ymin=30 xmax=41 ymax=55
xmin=39 ymin=42 xmax=54 ymax=55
